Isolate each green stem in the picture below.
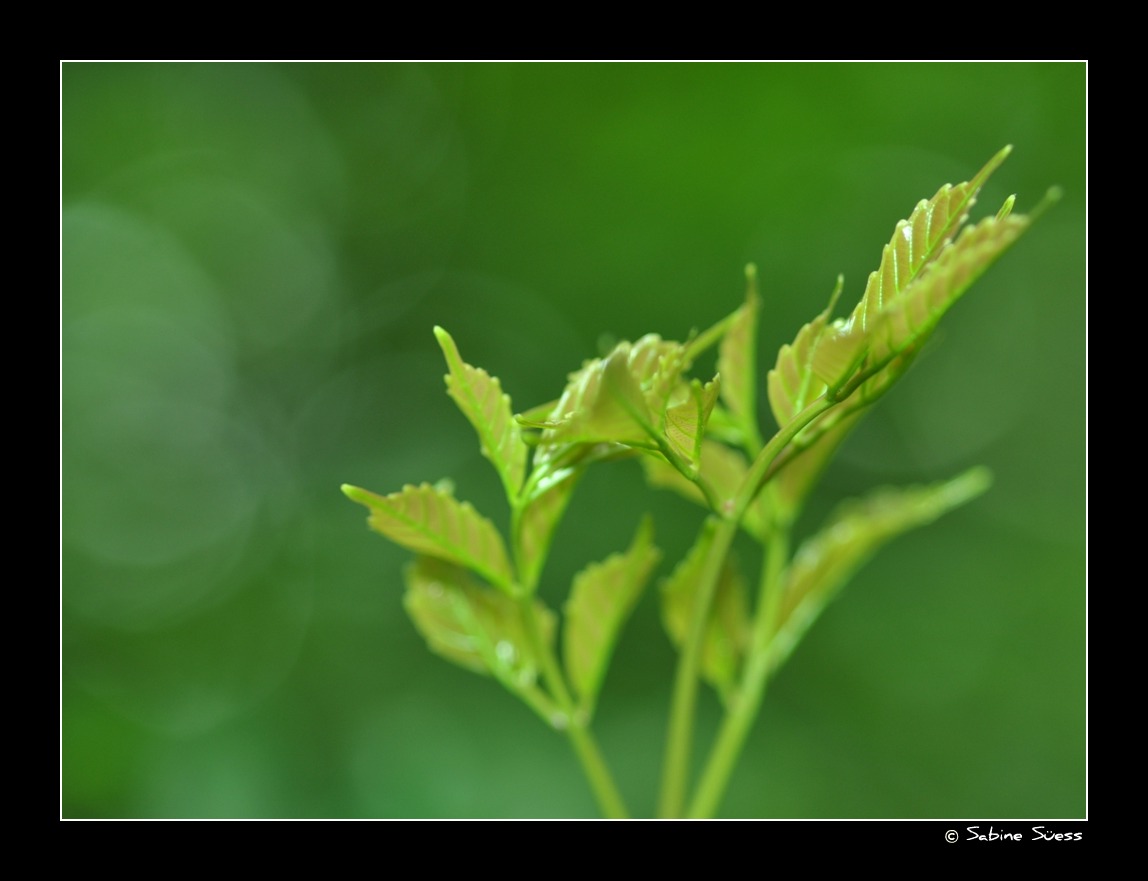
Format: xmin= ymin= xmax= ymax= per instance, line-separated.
xmin=688 ymin=525 xmax=789 ymax=818
xmin=516 ymin=590 xmax=631 ymax=819
xmin=657 ymin=515 xmax=738 ymax=818
xmin=657 ymin=394 xmax=835 ymax=818
xmin=686 ymin=307 xmax=741 ymax=362
xmin=566 ymin=722 xmax=630 ymax=819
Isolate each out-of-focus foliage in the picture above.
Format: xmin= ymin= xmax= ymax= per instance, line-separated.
xmin=62 ymin=62 xmax=1085 ymax=818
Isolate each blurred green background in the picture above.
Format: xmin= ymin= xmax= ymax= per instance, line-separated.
xmin=62 ymin=62 xmax=1085 ymax=819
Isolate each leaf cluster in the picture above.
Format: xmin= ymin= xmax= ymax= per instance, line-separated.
xmin=342 ymin=148 xmax=1047 ymax=817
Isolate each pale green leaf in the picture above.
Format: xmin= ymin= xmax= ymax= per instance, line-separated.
xmin=516 ymin=467 xmax=580 ymax=592
xmin=663 ymin=375 xmax=720 ymax=473
xmin=717 ymin=267 xmax=761 ymax=447
xmin=343 ymin=482 xmax=515 ymax=593
xmin=809 ymin=316 xmax=868 ymax=390
xmin=812 ymin=147 xmax=1013 ymax=390
xmin=661 ymin=519 xmax=752 ymax=705
xmin=602 ymin=345 xmax=656 ymax=432
xmin=763 ymin=277 xmax=865 ymax=519
xmin=531 ymin=347 xmax=649 ymax=449
xmin=819 ymin=202 xmax=1030 ymax=414
xmin=530 ymin=335 xmax=692 ymax=452
xmin=434 ymin=326 xmax=528 ymax=502
xmin=564 ymin=517 xmax=661 ymax=716
xmin=523 ymin=373 xmax=642 ymax=522
xmin=768 ymin=276 xmax=842 ymax=430
xmin=515 ymin=398 xmax=560 ymax=429
xmin=630 ymin=333 xmax=691 ymax=418
xmin=525 ymin=336 xmax=693 ymax=515
xmin=850 ymin=146 xmax=1011 ymax=338
xmin=405 ymin=557 xmax=557 ymax=697
xmin=763 ymin=151 xmax=1027 ymax=517
xmin=866 ymin=207 xmax=1029 ymax=368
xmin=767 ymin=467 xmax=992 ymax=676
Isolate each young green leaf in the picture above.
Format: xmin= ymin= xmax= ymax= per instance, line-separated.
xmin=603 ymin=345 xmax=657 ymax=433
xmin=661 ymin=519 xmax=752 ymax=705
xmin=858 ymin=147 xmax=1012 ymax=336
xmin=434 ymin=326 xmax=528 ymax=503
xmin=530 ymin=335 xmax=692 ymax=452
xmin=531 ymin=347 xmax=650 ymax=448
xmin=405 ymin=557 xmax=558 ymax=708
xmin=342 ymin=483 xmax=515 ymax=594
xmin=811 ymin=147 xmax=1013 ymax=392
xmin=515 ymin=398 xmax=561 ymax=430
xmin=663 ymin=376 xmax=721 ymax=475
xmin=629 ymin=334 xmax=692 ymax=419
xmin=515 ymin=467 xmax=580 ymax=593
xmin=763 ymin=151 xmax=1031 ymax=517
xmin=563 ymin=517 xmax=661 ymax=717
xmin=767 ymin=467 xmax=992 ymax=677
xmin=767 ymin=276 xmax=842 ymax=431
xmin=866 ymin=205 xmax=1029 ymax=369
xmin=717 ymin=266 xmax=762 ymax=451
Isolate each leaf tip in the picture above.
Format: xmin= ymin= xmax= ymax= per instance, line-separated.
xmin=972 ymin=145 xmax=1013 ymax=190
xmin=341 ymin=483 xmax=370 ymax=505
xmin=743 ymin=261 xmax=762 ymax=307
xmin=1029 ymin=186 xmax=1063 ymax=222
xmin=988 ymin=144 xmax=1013 ymax=171
xmin=827 ymin=274 xmax=845 ymax=313
xmin=948 ymin=466 xmax=994 ymax=506
xmin=635 ymin=511 xmax=656 ymax=546
xmin=433 ymin=324 xmax=456 ymax=356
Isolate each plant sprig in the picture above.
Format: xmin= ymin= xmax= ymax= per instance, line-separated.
xmin=343 ymin=148 xmax=1052 ymax=818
